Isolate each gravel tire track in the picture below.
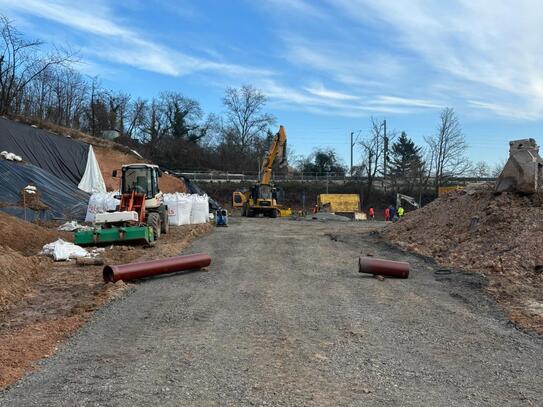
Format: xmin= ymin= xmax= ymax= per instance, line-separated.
xmin=1 ymin=218 xmax=541 ymax=406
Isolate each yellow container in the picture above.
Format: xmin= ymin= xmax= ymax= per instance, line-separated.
xmin=437 ymin=185 xmax=464 ymax=197
xmin=317 ymin=194 xmax=361 ymax=213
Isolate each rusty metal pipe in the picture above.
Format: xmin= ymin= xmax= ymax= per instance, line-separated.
xmin=359 ymin=257 xmax=410 ymax=278
xmin=103 ymin=253 xmax=211 ymax=283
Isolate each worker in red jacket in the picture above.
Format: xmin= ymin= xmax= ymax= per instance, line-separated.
xmin=369 ymin=207 xmax=375 ymax=220
xmin=385 ymin=207 xmax=390 ymax=221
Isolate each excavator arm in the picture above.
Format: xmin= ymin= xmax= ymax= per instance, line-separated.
xmin=396 ymin=193 xmax=419 ymax=209
xmin=260 ymin=125 xmax=287 ymax=185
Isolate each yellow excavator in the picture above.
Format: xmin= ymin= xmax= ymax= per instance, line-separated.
xmin=232 ymin=125 xmax=292 ymax=218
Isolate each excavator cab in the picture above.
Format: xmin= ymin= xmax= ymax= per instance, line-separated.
xmin=233 ymin=125 xmax=292 ymax=218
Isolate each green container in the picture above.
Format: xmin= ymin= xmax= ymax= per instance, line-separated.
xmin=74 ymin=226 xmax=154 ymax=246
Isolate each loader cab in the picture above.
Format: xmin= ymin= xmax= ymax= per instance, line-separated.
xmin=119 ymin=165 xmax=161 ymax=199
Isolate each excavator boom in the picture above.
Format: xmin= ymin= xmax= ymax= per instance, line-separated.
xmin=261 ymin=126 xmax=287 ymax=185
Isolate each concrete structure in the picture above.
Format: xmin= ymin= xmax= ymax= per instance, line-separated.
xmin=496 ymin=139 xmax=543 ymax=194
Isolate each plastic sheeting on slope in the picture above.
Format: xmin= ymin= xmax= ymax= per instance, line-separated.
xmin=0 ymin=160 xmax=90 ymax=221
xmin=180 ymin=176 xmax=220 ymax=211
xmin=78 ymin=146 xmax=106 ymax=193
xmin=0 ymin=117 xmax=88 ymax=185
xmin=0 ymin=118 xmax=106 ymax=193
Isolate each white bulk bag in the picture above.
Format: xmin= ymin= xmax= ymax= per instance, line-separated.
xmin=85 ymin=192 xmax=120 ymax=223
xmin=164 ymin=193 xmax=181 ymax=226
xmin=105 ymin=192 xmax=120 ymax=211
xmin=164 ymin=193 xmax=193 ymax=226
xmin=190 ymin=194 xmax=209 ymax=224
xmin=178 ymin=194 xmax=192 ymax=225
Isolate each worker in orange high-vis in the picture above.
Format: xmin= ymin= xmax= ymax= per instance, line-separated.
xmin=368 ymin=207 xmax=375 ymax=220
xmin=384 ymin=207 xmax=390 ymax=221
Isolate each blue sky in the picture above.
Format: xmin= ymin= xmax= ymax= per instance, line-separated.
xmin=1 ymin=0 xmax=542 ymax=167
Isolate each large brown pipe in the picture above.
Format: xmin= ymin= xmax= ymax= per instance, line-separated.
xmin=103 ymin=253 xmax=211 ymax=283
xmin=359 ymin=257 xmax=409 ymax=278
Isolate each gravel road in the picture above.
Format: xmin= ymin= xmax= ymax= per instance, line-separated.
xmin=1 ymin=218 xmax=542 ymax=406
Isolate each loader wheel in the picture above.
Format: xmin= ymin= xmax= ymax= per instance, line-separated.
xmin=161 ymin=211 xmax=169 ymax=234
xmin=270 ymin=209 xmax=278 ymax=218
xmin=148 ymin=212 xmax=161 ymax=240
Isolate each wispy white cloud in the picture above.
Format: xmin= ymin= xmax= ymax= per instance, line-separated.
xmin=374 ymin=96 xmax=443 ymax=109
xmin=304 ymin=84 xmax=359 ymax=101
xmin=259 ymin=78 xmax=442 ymax=117
xmin=0 ymin=0 xmax=272 ymax=78
xmin=5 ymin=0 xmax=540 ymax=122
xmin=326 ymin=0 xmax=543 ymax=119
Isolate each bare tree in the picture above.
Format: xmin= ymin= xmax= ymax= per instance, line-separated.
xmin=0 ymin=16 xmax=74 ymax=115
xmin=222 ymin=85 xmax=275 ymax=152
xmin=125 ymin=98 xmax=146 ymax=139
xmin=140 ymin=97 xmax=165 ymax=144
xmin=492 ymin=159 xmax=507 ymax=178
xmin=359 ymin=118 xmax=386 ymax=201
xmin=424 ymin=108 xmax=469 ymax=191
xmin=471 ymin=160 xmax=491 ymax=179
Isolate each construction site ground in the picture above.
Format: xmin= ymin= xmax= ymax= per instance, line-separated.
xmin=0 ymin=221 xmax=212 ymax=389
xmin=1 ymin=218 xmax=541 ymax=406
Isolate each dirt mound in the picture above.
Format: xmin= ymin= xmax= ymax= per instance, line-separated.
xmin=0 ymin=248 xmax=46 ymax=313
xmin=0 ymin=212 xmax=70 ymax=256
xmin=385 ymin=183 xmax=543 ymax=333
xmin=0 ymin=212 xmax=69 ymax=313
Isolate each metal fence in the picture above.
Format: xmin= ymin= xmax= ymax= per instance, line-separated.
xmin=170 ymin=170 xmax=364 ymax=183
xmin=170 ymin=170 xmax=496 ymax=185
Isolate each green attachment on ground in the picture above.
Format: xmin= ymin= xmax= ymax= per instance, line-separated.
xmin=74 ymin=226 xmax=154 ymax=246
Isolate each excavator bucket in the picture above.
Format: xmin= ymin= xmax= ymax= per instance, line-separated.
xmin=496 ymin=139 xmax=543 ymax=194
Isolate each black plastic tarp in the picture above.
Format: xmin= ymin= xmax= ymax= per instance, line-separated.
xmin=0 ymin=160 xmax=89 ymax=220
xmin=180 ymin=176 xmax=220 ymax=211
xmin=0 ymin=117 xmax=89 ymax=186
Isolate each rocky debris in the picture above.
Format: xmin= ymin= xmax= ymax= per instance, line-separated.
xmin=305 ymin=212 xmax=351 ymax=222
xmin=384 ymin=182 xmax=543 ymax=333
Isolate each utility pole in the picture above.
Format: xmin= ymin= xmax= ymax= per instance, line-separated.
xmin=350 ymin=131 xmax=354 ymax=176
xmin=326 ymin=165 xmax=331 ymax=194
xmin=383 ymin=119 xmax=388 ymax=189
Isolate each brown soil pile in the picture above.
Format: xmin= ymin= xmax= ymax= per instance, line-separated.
xmin=0 ymin=212 xmax=70 ymax=314
xmin=0 ymin=248 xmax=46 ymax=313
xmin=385 ymin=183 xmax=543 ymax=333
xmin=0 ymin=212 xmax=70 ymax=255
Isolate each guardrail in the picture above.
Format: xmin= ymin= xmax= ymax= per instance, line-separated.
xmin=170 ymin=171 xmax=365 ymax=183
xmin=170 ymin=170 xmax=497 ymax=185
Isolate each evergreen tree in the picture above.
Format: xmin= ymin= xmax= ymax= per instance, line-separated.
xmin=388 ymin=132 xmax=424 ymax=192
xmin=300 ymin=148 xmax=346 ymax=175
